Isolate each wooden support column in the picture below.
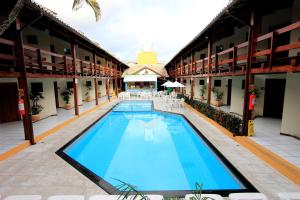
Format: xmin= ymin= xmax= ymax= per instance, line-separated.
xmin=242 ymin=10 xmax=256 ymax=136
xmin=106 ymin=79 xmax=110 ymax=101
xmin=180 ymin=57 xmax=184 ymax=93
xmin=114 ymin=64 xmax=118 ymax=96
xmin=191 ymin=52 xmax=195 ymax=74
xmin=15 ymin=18 xmax=35 ymax=145
xmin=190 ymin=78 xmax=194 ymax=100
xmin=207 ymin=39 xmax=213 ymax=104
xmin=93 ymin=53 xmax=99 ymax=105
xmin=71 ymin=40 xmax=79 ymax=115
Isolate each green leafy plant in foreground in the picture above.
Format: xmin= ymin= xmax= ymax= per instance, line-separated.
xmin=114 ymin=179 xmax=215 ymax=200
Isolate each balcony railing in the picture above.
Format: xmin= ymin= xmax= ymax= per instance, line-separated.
xmin=169 ymin=21 xmax=300 ymax=77
xmin=0 ymin=40 xmax=122 ymax=78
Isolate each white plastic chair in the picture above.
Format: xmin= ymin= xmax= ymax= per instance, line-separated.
xmin=185 ymin=194 xmax=224 ymax=200
xmin=229 ymin=193 xmax=268 ymax=200
xmin=89 ymin=195 xmax=163 ymax=200
xmin=4 ymin=195 xmax=42 ymax=200
xmin=278 ymin=192 xmax=300 ymax=200
xmin=48 ymin=195 xmax=84 ymax=200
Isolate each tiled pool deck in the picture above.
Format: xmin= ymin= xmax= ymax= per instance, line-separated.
xmin=0 ymin=98 xmax=299 ymax=199
xmin=0 ymin=97 xmax=108 ymax=155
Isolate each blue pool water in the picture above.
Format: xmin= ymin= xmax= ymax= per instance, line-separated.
xmin=64 ymin=101 xmax=245 ymax=191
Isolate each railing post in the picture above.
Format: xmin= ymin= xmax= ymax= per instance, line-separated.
xmin=202 ymin=58 xmax=205 ymax=74
xmin=207 ymin=38 xmax=213 ymax=104
xmin=233 ymin=46 xmax=237 ymax=72
xmin=63 ymin=56 xmax=67 ymax=74
xmin=180 ymin=57 xmax=184 ymax=93
xmin=37 ymin=49 xmax=43 ymax=72
xmin=80 ymin=61 xmax=83 ymax=75
xmin=269 ymin=31 xmax=277 ymax=69
xmin=215 ymin=54 xmax=219 ymax=73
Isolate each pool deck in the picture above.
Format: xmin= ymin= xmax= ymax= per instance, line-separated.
xmin=0 ymin=98 xmax=299 ymax=199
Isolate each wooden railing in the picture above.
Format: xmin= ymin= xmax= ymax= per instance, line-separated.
xmin=170 ymin=21 xmax=300 ymax=76
xmin=0 ymin=40 xmax=122 ymax=78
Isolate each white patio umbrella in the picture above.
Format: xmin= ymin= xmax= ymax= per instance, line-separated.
xmin=172 ymin=81 xmax=186 ymax=88
xmin=161 ymin=80 xmax=173 ymax=87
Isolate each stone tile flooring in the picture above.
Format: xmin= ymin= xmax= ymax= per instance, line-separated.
xmin=0 ymin=99 xmax=118 ymax=198
xmin=0 ymin=97 xmax=108 ymax=154
xmin=251 ymin=117 xmax=300 ymax=168
xmin=0 ymin=98 xmax=299 ymax=199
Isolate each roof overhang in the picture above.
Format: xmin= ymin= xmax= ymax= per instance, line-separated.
xmin=124 ymin=75 xmax=158 ymax=82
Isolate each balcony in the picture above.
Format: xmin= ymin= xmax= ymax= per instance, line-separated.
xmin=169 ymin=21 xmax=300 ymax=77
xmin=0 ymin=38 xmax=122 ymax=78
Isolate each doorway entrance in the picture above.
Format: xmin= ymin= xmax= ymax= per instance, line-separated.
xmin=0 ymin=83 xmax=19 ymax=123
xmin=263 ymin=79 xmax=286 ymax=118
xmin=227 ymin=79 xmax=232 ymax=105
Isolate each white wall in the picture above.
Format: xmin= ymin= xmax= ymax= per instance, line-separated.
xmin=211 ymin=77 xmax=230 ymax=105
xmin=0 ymin=78 xmax=57 ymax=119
xmin=97 ymin=78 xmax=106 ymax=97
xmin=57 ymin=79 xmax=83 ymax=108
xmin=81 ymin=78 xmax=96 ymax=101
xmin=230 ymin=76 xmax=244 ymax=115
xmin=28 ymin=78 xmax=57 ymax=119
xmin=281 ymin=73 xmax=300 ymax=138
xmin=254 ymin=74 xmax=286 ymax=116
xmin=193 ymin=78 xmax=206 ymax=100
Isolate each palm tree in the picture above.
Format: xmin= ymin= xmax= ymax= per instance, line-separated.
xmin=0 ymin=0 xmax=101 ymax=36
xmin=73 ymin=0 xmax=101 ymax=21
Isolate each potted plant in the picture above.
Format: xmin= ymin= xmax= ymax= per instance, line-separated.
xmin=212 ymin=87 xmax=224 ymax=107
xmin=200 ymin=85 xmax=206 ymax=101
xmin=61 ymin=88 xmax=73 ymax=110
xmin=85 ymin=82 xmax=92 ymax=102
xmin=29 ymin=91 xmax=44 ymax=122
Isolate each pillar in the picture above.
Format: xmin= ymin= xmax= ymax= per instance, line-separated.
xmin=207 ymin=39 xmax=213 ymax=104
xmin=93 ymin=53 xmax=99 ymax=105
xmin=15 ymin=18 xmax=35 ymax=145
xmin=154 ymin=81 xmax=158 ymax=92
xmin=125 ymin=82 xmax=128 ymax=91
xmin=190 ymin=78 xmax=194 ymax=99
xmin=242 ymin=10 xmax=256 ymax=136
xmin=94 ymin=79 xmax=99 ymax=105
xmin=71 ymin=41 xmax=79 ymax=115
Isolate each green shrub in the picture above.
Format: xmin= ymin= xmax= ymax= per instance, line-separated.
xmin=182 ymin=96 xmax=242 ymax=134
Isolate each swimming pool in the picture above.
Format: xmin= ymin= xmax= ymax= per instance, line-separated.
xmin=57 ymin=100 xmax=255 ymax=196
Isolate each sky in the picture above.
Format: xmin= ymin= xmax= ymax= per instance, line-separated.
xmin=35 ymin=0 xmax=229 ymax=63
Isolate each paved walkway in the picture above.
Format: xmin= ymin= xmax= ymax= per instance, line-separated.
xmin=251 ymin=117 xmax=300 ymax=168
xmin=0 ymin=99 xmax=118 ymax=198
xmin=0 ymin=97 xmax=108 ymax=155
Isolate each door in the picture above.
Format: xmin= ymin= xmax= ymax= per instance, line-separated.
xmin=54 ymin=81 xmax=59 ymax=108
xmin=227 ymin=79 xmax=232 ymax=105
xmin=0 ymin=83 xmax=19 ymax=123
xmin=263 ymin=79 xmax=286 ymax=119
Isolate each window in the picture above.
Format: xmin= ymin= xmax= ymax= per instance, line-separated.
xmin=242 ymin=80 xmax=245 ymax=90
xmin=97 ymin=61 xmax=101 ymax=64
xmin=64 ymin=48 xmax=71 ymax=55
xmin=86 ymin=81 xmax=92 ymax=86
xmin=183 ymin=80 xmax=187 ymax=84
xmin=85 ymin=56 xmax=90 ymax=61
xmin=67 ymin=81 xmax=73 ymax=89
xmin=27 ymin=35 xmax=38 ymax=44
xmin=216 ymin=45 xmax=223 ymax=53
xmin=199 ymin=80 xmax=205 ymax=85
xmin=200 ymin=54 xmax=206 ymax=59
xmin=31 ymin=82 xmax=43 ymax=93
xmin=98 ymin=81 xmax=102 ymax=85
xmin=214 ymin=80 xmax=221 ymax=87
